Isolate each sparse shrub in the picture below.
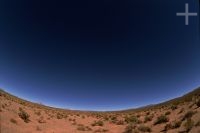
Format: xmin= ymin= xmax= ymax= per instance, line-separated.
xmin=163 ymin=121 xmax=182 ymax=131
xmin=91 ymin=120 xmax=104 ymax=126
xmin=195 ymin=120 xmax=200 ymax=127
xmin=10 ymin=118 xmax=17 ymax=124
xmin=77 ymin=126 xmax=86 ymax=131
xmin=86 ymin=126 xmax=92 ymax=131
xmin=196 ymin=99 xmax=200 ymax=107
xmin=182 ymin=111 xmax=196 ymax=121
xmin=123 ymin=124 xmax=138 ymax=133
xmin=111 ymin=116 xmax=117 ymax=121
xmin=184 ymin=119 xmax=194 ymax=132
xmin=19 ymin=107 xmax=23 ymax=111
xmin=189 ymin=103 xmax=194 ymax=108
xmin=77 ymin=124 xmax=92 ymax=131
xmin=163 ymin=123 xmax=172 ymax=131
xmin=144 ymin=115 xmax=153 ymax=123
xmin=165 ymin=111 xmax=171 ymax=115
xmin=72 ymin=122 xmax=77 ymax=125
xmin=136 ymin=114 xmax=140 ymax=118
xmin=138 ymin=125 xmax=151 ymax=132
xmin=103 ymin=116 xmax=109 ymax=121
xmin=173 ymin=121 xmax=182 ymax=128
xmin=110 ymin=116 xmax=118 ymax=123
xmin=154 ymin=115 xmax=168 ymax=125
xmin=116 ymin=120 xmax=125 ymax=125
xmin=178 ymin=108 xmax=184 ymax=114
xmin=81 ymin=115 xmax=85 ymax=119
xmin=125 ymin=115 xmax=140 ymax=124
xmin=69 ymin=118 xmax=76 ymax=122
xmin=77 ymin=124 xmax=84 ymax=126
xmin=38 ymin=116 xmax=46 ymax=123
xmin=146 ymin=112 xmax=150 ymax=115
xmin=56 ymin=112 xmax=63 ymax=119
xmin=95 ymin=114 xmax=102 ymax=119
xmin=35 ymin=111 xmax=41 ymax=116
xmin=18 ymin=108 xmax=30 ymax=123
xmin=171 ymin=105 xmax=177 ymax=110
xmin=2 ymin=104 xmax=5 ymax=109
xmin=63 ymin=114 xmax=68 ymax=119
xmin=94 ymin=128 xmax=108 ymax=133
xmin=123 ymin=124 xmax=133 ymax=133
xmin=20 ymin=101 xmax=26 ymax=105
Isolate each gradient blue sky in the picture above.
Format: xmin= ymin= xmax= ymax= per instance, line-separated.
xmin=0 ymin=0 xmax=200 ymax=111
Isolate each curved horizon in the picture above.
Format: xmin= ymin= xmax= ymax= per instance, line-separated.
xmin=0 ymin=0 xmax=200 ymax=111
xmin=1 ymin=85 xmax=200 ymax=111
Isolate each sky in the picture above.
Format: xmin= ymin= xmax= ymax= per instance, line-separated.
xmin=0 ymin=0 xmax=200 ymax=111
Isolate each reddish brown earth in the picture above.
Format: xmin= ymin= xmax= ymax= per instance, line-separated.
xmin=0 ymin=88 xmax=200 ymax=133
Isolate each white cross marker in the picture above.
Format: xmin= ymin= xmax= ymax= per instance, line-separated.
xmin=176 ymin=3 xmax=198 ymax=25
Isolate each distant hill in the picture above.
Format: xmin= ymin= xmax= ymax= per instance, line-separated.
xmin=1 ymin=87 xmax=199 ymax=112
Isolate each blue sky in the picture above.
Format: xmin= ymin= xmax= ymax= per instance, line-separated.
xmin=0 ymin=0 xmax=200 ymax=111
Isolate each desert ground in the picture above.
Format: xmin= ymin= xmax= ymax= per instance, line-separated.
xmin=0 ymin=88 xmax=200 ymax=133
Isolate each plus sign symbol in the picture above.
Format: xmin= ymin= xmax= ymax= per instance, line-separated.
xmin=176 ymin=3 xmax=198 ymax=25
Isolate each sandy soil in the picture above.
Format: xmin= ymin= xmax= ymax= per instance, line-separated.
xmin=0 ymin=89 xmax=200 ymax=133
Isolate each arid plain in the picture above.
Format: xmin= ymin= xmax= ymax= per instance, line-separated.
xmin=1 ymin=88 xmax=200 ymax=133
